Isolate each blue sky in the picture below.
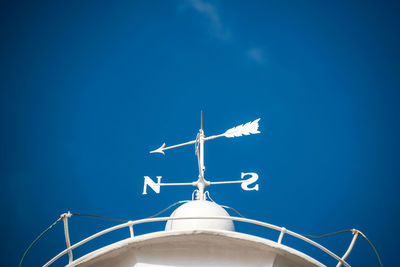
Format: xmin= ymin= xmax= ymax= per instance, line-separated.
xmin=1 ymin=0 xmax=399 ymax=266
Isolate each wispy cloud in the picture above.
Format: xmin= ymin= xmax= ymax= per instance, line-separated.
xmin=183 ymin=0 xmax=230 ymax=40
xmin=246 ymin=48 xmax=265 ymax=64
xmin=181 ymin=0 xmax=266 ymax=65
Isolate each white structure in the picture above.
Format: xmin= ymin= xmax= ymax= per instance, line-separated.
xmin=62 ymin=200 xmax=324 ymax=267
xmin=44 ymin=115 xmax=360 ymax=267
xmin=46 ymin=199 xmax=357 ymax=267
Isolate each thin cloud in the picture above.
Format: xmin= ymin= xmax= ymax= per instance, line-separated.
xmin=246 ymin=48 xmax=265 ymax=64
xmin=184 ymin=0 xmax=230 ymax=40
xmin=181 ymin=1 xmax=266 ymax=65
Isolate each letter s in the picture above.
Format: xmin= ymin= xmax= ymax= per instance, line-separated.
xmin=241 ymin=172 xmax=259 ymax=191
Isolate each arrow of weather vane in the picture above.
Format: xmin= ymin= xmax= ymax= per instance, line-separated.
xmin=150 ymin=118 xmax=260 ymax=155
xmin=143 ymin=114 xmax=261 ymax=200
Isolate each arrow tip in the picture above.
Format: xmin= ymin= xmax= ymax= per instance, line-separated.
xmin=150 ymin=143 xmax=166 ymax=155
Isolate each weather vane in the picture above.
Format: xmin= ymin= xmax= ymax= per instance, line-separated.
xmin=143 ymin=112 xmax=261 ymax=200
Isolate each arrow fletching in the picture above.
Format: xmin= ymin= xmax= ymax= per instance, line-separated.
xmin=223 ymin=118 xmax=260 ymax=138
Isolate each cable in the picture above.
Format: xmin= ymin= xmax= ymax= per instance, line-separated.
xmin=301 ymin=229 xmax=383 ymax=267
xmin=301 ymin=229 xmax=352 ymax=239
xmin=70 ymin=201 xmax=191 ymax=223
xmin=220 ymin=205 xmax=245 ymax=218
xmin=19 ymin=216 xmax=62 ymax=267
xmin=203 ymin=192 xmax=245 ymax=218
xmin=204 ymin=191 xmax=214 ymax=202
xmin=146 ymin=200 xmax=190 ymax=218
xmin=72 ymin=201 xmax=190 ymax=222
xmin=358 ymin=230 xmax=383 ymax=267
xmin=71 ymin=213 xmax=129 ymax=222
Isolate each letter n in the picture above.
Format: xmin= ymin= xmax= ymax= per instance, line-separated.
xmin=143 ymin=176 xmax=162 ymax=195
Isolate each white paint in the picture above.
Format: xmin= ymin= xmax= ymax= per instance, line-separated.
xmin=241 ymin=172 xmax=259 ymax=191
xmin=142 ymin=176 xmax=162 ymax=194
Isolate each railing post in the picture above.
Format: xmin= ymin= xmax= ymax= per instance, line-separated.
xmin=278 ymin=227 xmax=286 ymax=244
xmin=61 ymin=211 xmax=73 ymax=264
xmin=129 ymin=221 xmax=134 ymax=238
xmin=336 ymin=229 xmax=359 ymax=267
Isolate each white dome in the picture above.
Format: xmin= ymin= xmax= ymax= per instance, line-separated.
xmin=165 ymin=200 xmax=235 ymax=231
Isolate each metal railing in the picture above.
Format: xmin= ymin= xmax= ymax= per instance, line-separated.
xmin=45 ymin=215 xmax=357 ymax=267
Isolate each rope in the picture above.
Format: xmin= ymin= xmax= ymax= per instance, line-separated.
xmin=301 ymin=229 xmax=383 ymax=267
xmin=19 ymin=216 xmax=62 ymax=267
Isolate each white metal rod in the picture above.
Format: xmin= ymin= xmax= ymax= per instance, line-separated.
xmin=336 ymin=231 xmax=359 ymax=267
xmin=160 ymin=140 xmax=196 ymax=151
xmin=44 ymin=216 xmax=350 ymax=267
xmin=200 ymin=131 xmax=204 ymax=178
xmin=209 ymin=180 xmax=243 ymax=185
xmin=44 ymin=221 xmax=134 ymax=266
xmin=196 ymin=129 xmax=206 ymax=200
xmin=129 ymin=223 xmax=134 ymax=238
xmin=62 ymin=214 xmax=73 ymax=263
xmin=278 ymin=227 xmax=286 ymax=244
xmin=152 ymin=134 xmax=225 ymax=154
xmin=159 ymin=182 xmax=195 ymax=186
xmin=204 ymin=133 xmax=224 ymax=141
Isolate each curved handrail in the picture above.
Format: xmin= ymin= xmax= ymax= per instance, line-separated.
xmin=44 ymin=216 xmax=351 ymax=267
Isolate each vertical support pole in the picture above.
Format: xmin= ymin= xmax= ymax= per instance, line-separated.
xmin=198 ymin=129 xmax=206 ymax=200
xmin=198 ymin=182 xmax=204 ymax=200
xmin=62 ymin=211 xmax=73 ymax=263
xmin=200 ymin=131 xmax=205 ymax=177
xmin=200 ymin=110 xmax=203 ymax=132
xmin=129 ymin=222 xmax=134 ymax=238
xmin=195 ymin=111 xmax=206 ymax=201
xmin=278 ymin=227 xmax=286 ymax=244
xmin=336 ymin=229 xmax=359 ymax=267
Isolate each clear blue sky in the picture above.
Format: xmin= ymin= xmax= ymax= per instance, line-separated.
xmin=1 ymin=0 xmax=399 ymax=266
